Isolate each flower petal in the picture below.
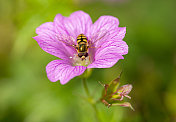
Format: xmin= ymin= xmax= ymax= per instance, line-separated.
xmin=46 ymin=60 xmax=87 ymax=84
xmin=90 ymin=16 xmax=119 ymax=45
xmin=33 ymin=22 xmax=76 ymax=60
xmin=115 ymin=27 xmax=126 ymax=40
xmin=54 ymin=11 xmax=92 ymax=39
xmin=87 ymin=40 xmax=128 ymax=68
xmin=36 ymin=22 xmax=55 ymax=35
xmin=89 ymin=16 xmax=126 ymax=48
xmin=117 ymin=84 xmax=132 ymax=95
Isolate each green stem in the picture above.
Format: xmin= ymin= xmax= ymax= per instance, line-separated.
xmin=82 ymin=78 xmax=101 ymax=122
xmin=92 ymin=104 xmax=100 ymax=122
xmin=82 ymin=78 xmax=90 ymax=97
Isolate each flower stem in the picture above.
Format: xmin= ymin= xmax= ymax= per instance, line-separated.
xmin=92 ymin=104 xmax=100 ymax=122
xmin=82 ymin=78 xmax=90 ymax=97
xmin=82 ymin=78 xmax=101 ymax=122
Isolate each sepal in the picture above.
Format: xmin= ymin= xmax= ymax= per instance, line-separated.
xmin=100 ymin=74 xmax=134 ymax=110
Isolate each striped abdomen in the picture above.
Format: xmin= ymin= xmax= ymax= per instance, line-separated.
xmin=76 ymin=34 xmax=88 ymax=52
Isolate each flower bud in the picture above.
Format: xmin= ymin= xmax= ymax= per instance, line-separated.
xmin=100 ymin=74 xmax=134 ymax=110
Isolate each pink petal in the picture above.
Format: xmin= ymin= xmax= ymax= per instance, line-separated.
xmin=36 ymin=22 xmax=54 ymax=35
xmin=53 ymin=14 xmax=69 ymax=37
xmin=33 ymin=22 xmax=76 ymax=60
xmin=118 ymin=84 xmax=132 ymax=95
xmin=113 ymin=27 xmax=126 ymax=40
xmin=46 ymin=60 xmax=87 ymax=84
xmin=90 ymin=16 xmax=120 ymax=46
xmin=54 ymin=11 xmax=92 ymax=39
xmin=87 ymin=40 xmax=128 ymax=68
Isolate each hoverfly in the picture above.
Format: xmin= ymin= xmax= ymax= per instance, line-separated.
xmin=76 ymin=34 xmax=89 ymax=60
xmin=56 ymin=30 xmax=109 ymax=61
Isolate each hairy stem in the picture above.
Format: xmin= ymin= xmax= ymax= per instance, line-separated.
xmin=82 ymin=78 xmax=101 ymax=122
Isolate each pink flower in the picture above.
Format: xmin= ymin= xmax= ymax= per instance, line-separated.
xmin=33 ymin=11 xmax=128 ymax=84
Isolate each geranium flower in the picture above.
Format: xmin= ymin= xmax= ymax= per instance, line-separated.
xmin=33 ymin=11 xmax=128 ymax=84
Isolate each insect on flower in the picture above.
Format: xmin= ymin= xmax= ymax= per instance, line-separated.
xmin=76 ymin=34 xmax=89 ymax=60
xmin=56 ymin=31 xmax=109 ymax=62
xmin=33 ymin=11 xmax=128 ymax=84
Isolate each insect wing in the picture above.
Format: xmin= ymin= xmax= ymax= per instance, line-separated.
xmin=89 ymin=29 xmax=110 ymax=47
xmin=56 ymin=34 xmax=76 ymax=47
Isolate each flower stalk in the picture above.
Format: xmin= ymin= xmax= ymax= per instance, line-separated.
xmin=82 ymin=78 xmax=90 ymax=97
xmin=82 ymin=78 xmax=101 ymax=122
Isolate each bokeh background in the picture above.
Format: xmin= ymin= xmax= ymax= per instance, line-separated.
xmin=0 ymin=0 xmax=176 ymax=122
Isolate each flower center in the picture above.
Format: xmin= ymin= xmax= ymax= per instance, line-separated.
xmin=72 ymin=54 xmax=91 ymax=67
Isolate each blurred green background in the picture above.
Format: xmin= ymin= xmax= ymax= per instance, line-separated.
xmin=0 ymin=0 xmax=176 ymax=122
